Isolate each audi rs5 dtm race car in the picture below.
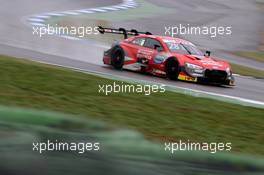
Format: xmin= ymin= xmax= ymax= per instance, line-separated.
xmin=98 ymin=26 xmax=235 ymax=86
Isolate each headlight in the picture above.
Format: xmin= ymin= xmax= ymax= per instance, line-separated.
xmin=226 ymin=67 xmax=232 ymax=76
xmin=185 ymin=62 xmax=204 ymax=76
xmin=185 ymin=63 xmax=203 ymax=70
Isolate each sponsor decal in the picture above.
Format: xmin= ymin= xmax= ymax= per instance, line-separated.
xmin=152 ymin=69 xmax=166 ymax=75
xmin=212 ymin=66 xmax=219 ymax=69
xmin=137 ymin=49 xmax=153 ymax=60
xmin=124 ymin=56 xmax=133 ymax=61
xmin=229 ymin=80 xmax=235 ymax=86
xmin=154 ymin=55 xmax=166 ymax=64
xmin=201 ymin=60 xmax=223 ymax=67
xmin=123 ymin=63 xmax=141 ymax=71
xmin=178 ymin=74 xmax=197 ymax=82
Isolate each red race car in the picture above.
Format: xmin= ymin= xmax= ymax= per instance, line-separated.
xmin=98 ymin=26 xmax=235 ymax=86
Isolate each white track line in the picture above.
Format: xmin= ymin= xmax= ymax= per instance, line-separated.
xmin=27 ymin=0 xmax=138 ymax=26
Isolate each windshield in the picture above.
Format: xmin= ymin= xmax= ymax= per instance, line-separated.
xmin=165 ymin=42 xmax=204 ymax=56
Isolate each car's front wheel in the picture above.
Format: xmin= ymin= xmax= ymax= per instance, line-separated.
xmin=111 ymin=47 xmax=125 ymax=70
xmin=166 ymin=58 xmax=180 ymax=80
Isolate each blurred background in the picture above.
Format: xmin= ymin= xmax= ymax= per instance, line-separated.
xmin=0 ymin=0 xmax=264 ymax=174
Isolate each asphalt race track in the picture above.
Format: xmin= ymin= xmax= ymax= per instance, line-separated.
xmin=0 ymin=0 xmax=263 ymax=103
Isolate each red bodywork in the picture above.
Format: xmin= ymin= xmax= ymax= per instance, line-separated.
xmin=103 ymin=35 xmax=235 ymax=85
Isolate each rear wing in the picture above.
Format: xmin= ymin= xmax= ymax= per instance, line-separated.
xmin=97 ymin=26 xmax=152 ymax=39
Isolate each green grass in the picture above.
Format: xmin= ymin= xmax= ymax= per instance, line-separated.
xmin=231 ymin=63 xmax=264 ymax=78
xmin=0 ymin=55 xmax=264 ymax=156
xmin=236 ymin=51 xmax=264 ymax=63
xmin=236 ymin=51 xmax=264 ymax=62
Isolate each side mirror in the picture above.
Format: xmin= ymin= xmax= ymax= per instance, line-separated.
xmin=154 ymin=44 xmax=161 ymax=51
xmin=205 ymin=51 xmax=211 ymax=57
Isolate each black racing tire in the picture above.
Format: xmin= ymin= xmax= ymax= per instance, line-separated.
xmin=166 ymin=58 xmax=180 ymax=80
xmin=111 ymin=47 xmax=125 ymax=70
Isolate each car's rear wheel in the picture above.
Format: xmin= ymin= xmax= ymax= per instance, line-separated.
xmin=166 ymin=58 xmax=179 ymax=80
xmin=111 ymin=47 xmax=124 ymax=70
